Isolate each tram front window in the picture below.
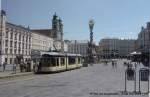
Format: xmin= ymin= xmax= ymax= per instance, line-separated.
xmin=51 ymin=57 xmax=56 ymax=67
xmin=41 ymin=57 xmax=56 ymax=67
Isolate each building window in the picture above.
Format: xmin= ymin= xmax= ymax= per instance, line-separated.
xmin=22 ymin=50 xmax=24 ymax=55
xmin=10 ymin=49 xmax=13 ymax=54
xmin=10 ymin=58 xmax=12 ymax=64
xmin=10 ymin=33 xmax=13 ymax=39
xmin=14 ymin=58 xmax=17 ymax=64
xmin=14 ymin=49 xmax=17 ymax=54
xmin=29 ymin=37 xmax=31 ymax=42
xmin=5 ymin=31 xmax=8 ymax=38
xmin=18 ymin=49 xmax=21 ymax=54
xmin=22 ymin=43 xmax=24 ymax=49
xmin=15 ymin=33 xmax=17 ymax=40
xmin=5 ymin=48 xmax=8 ymax=54
xmin=5 ymin=40 xmax=8 ymax=47
xmin=5 ymin=58 xmax=7 ymax=63
xmin=26 ymin=44 xmax=28 ymax=49
xmin=29 ymin=44 xmax=30 ymax=49
xmin=14 ymin=42 xmax=17 ymax=48
xmin=26 ymin=36 xmax=28 ymax=42
xmin=29 ymin=51 xmax=31 ymax=55
xmin=19 ymin=42 xmax=21 ymax=49
xmin=10 ymin=41 xmax=13 ymax=47
xmin=22 ymin=36 xmax=24 ymax=42
xmin=19 ymin=34 xmax=21 ymax=41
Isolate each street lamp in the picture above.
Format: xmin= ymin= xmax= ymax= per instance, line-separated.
xmin=89 ymin=19 xmax=94 ymax=64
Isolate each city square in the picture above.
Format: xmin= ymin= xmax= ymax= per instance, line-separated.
xmin=0 ymin=0 xmax=150 ymax=97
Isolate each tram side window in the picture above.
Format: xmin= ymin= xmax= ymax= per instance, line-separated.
xmin=42 ymin=58 xmax=49 ymax=67
xmin=69 ymin=57 xmax=76 ymax=65
xmin=61 ymin=58 xmax=65 ymax=66
xmin=51 ymin=57 xmax=56 ymax=67
xmin=57 ymin=58 xmax=59 ymax=66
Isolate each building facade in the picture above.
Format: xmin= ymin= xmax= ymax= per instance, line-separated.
xmin=4 ymin=23 xmax=31 ymax=64
xmin=66 ymin=40 xmax=88 ymax=57
xmin=98 ymin=38 xmax=136 ymax=58
xmin=31 ymin=31 xmax=54 ymax=52
xmin=0 ymin=10 xmax=31 ymax=65
xmin=0 ymin=10 xmax=6 ymax=64
xmin=137 ymin=22 xmax=150 ymax=53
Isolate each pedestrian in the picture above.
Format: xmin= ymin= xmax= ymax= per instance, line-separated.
xmin=124 ymin=62 xmax=127 ymax=67
xmin=13 ymin=64 xmax=16 ymax=74
xmin=20 ymin=62 xmax=23 ymax=72
xmin=3 ymin=62 xmax=6 ymax=72
xmin=112 ymin=61 xmax=115 ymax=68
xmin=115 ymin=61 xmax=117 ymax=68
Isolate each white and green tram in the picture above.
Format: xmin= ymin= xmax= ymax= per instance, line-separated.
xmin=33 ymin=52 xmax=82 ymax=73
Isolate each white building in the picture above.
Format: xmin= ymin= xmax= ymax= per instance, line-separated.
xmin=31 ymin=31 xmax=54 ymax=52
xmin=0 ymin=10 xmax=31 ymax=65
xmin=66 ymin=40 xmax=88 ymax=57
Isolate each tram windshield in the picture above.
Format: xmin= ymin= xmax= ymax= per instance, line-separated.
xmin=40 ymin=54 xmax=57 ymax=67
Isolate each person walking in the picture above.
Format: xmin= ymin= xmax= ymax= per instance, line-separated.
xmin=112 ymin=61 xmax=115 ymax=68
xmin=3 ymin=62 xmax=6 ymax=72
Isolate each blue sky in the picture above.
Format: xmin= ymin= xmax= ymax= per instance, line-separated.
xmin=2 ymin=0 xmax=150 ymax=43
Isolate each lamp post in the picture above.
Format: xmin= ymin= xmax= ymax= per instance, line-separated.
xmin=89 ymin=19 xmax=94 ymax=64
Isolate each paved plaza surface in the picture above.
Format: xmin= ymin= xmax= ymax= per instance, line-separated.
xmin=0 ymin=59 xmax=149 ymax=97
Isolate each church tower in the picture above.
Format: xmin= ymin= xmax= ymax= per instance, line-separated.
xmin=52 ymin=12 xmax=64 ymax=52
xmin=52 ymin=12 xmax=60 ymax=40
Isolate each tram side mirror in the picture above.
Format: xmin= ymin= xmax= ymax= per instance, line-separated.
xmin=126 ymin=68 xmax=135 ymax=80
xmin=140 ymin=69 xmax=149 ymax=81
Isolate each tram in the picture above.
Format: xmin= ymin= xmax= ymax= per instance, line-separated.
xmin=33 ymin=52 xmax=82 ymax=73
